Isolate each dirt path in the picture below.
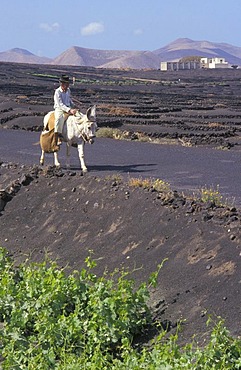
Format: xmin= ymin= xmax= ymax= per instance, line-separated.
xmin=1 ymin=129 xmax=241 ymax=207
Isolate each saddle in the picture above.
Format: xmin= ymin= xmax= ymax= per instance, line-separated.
xmin=46 ymin=112 xmax=69 ymax=131
xmin=40 ymin=112 xmax=70 ymax=153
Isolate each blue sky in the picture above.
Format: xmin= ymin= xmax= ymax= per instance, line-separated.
xmin=1 ymin=0 xmax=241 ymax=58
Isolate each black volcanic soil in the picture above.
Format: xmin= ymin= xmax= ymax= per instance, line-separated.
xmin=1 ymin=62 xmax=241 ymax=148
xmin=0 ymin=62 xmax=241 ymax=346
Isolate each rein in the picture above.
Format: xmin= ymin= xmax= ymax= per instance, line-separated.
xmin=74 ymin=117 xmax=90 ymax=143
xmin=80 ymin=132 xmax=88 ymax=143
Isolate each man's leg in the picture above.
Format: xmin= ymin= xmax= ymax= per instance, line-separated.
xmin=53 ymin=132 xmax=60 ymax=151
xmin=54 ymin=110 xmax=65 ymax=148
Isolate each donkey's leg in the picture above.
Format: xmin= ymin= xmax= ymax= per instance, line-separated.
xmin=66 ymin=143 xmax=71 ymax=169
xmin=54 ymin=152 xmax=61 ymax=168
xmin=40 ymin=150 xmax=45 ymax=165
xmin=78 ymin=142 xmax=87 ymax=173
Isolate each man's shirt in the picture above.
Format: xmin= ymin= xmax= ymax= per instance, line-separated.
xmin=54 ymin=86 xmax=73 ymax=112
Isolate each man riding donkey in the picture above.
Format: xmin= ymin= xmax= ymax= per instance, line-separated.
xmin=53 ymin=74 xmax=77 ymax=151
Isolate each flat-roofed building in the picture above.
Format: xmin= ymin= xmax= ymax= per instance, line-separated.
xmin=161 ymin=57 xmax=229 ymax=71
xmin=160 ymin=61 xmax=200 ymax=71
xmin=200 ymin=57 xmax=229 ymax=68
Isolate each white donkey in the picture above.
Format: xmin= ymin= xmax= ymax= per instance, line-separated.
xmin=40 ymin=106 xmax=97 ymax=172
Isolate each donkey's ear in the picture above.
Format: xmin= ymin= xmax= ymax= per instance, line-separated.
xmin=87 ymin=105 xmax=96 ymax=120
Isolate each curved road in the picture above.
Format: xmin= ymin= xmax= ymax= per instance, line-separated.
xmin=1 ymin=129 xmax=241 ymax=207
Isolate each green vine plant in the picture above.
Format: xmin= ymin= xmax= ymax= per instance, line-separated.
xmin=0 ymin=247 xmax=162 ymax=369
xmin=0 ymin=248 xmax=241 ymax=368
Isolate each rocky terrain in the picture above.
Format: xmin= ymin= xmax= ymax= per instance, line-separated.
xmin=0 ymin=62 xmax=241 ymax=346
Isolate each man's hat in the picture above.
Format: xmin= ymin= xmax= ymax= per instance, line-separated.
xmin=59 ymin=75 xmax=70 ymax=84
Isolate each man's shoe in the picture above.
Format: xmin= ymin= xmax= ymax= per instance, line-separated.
xmin=53 ymin=132 xmax=61 ymax=151
xmin=71 ymin=143 xmax=78 ymax=148
xmin=53 ymin=144 xmax=60 ymax=152
xmin=57 ymin=133 xmax=64 ymax=145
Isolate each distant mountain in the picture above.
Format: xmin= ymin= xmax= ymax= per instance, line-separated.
xmin=1 ymin=39 xmax=241 ymax=69
xmin=0 ymin=48 xmax=51 ymax=64
xmin=98 ymin=51 xmax=161 ymax=69
xmin=51 ymin=46 xmax=160 ymax=69
xmin=153 ymin=38 xmax=241 ymax=65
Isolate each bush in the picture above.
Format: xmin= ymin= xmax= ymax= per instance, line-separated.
xmin=0 ymin=248 xmax=153 ymax=368
xmin=0 ymin=247 xmax=241 ymax=369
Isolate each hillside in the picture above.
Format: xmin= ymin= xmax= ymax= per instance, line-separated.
xmin=154 ymin=38 xmax=241 ymax=65
xmin=0 ymin=48 xmax=51 ymax=64
xmin=51 ymin=46 xmax=160 ymax=68
xmin=1 ymin=38 xmax=241 ymax=68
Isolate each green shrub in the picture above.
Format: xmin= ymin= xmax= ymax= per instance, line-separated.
xmin=0 ymin=248 xmax=153 ymax=368
xmin=0 ymin=247 xmax=241 ymax=369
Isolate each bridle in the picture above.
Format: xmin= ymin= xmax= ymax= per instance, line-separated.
xmin=80 ymin=131 xmax=88 ymax=143
xmin=74 ymin=112 xmax=96 ymax=143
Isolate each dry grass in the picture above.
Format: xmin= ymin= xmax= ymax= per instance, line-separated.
xmin=96 ymin=127 xmax=123 ymax=139
xmin=97 ymin=127 xmax=180 ymax=146
xmin=98 ymin=104 xmax=136 ymax=116
xmin=128 ymin=176 xmax=171 ymax=193
xmin=97 ymin=128 xmax=152 ymax=142
xmin=199 ymin=184 xmax=223 ymax=205
xmin=105 ymin=174 xmax=123 ymax=183
xmin=207 ymin=122 xmax=224 ymax=128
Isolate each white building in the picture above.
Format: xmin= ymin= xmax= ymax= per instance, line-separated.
xmin=200 ymin=57 xmax=229 ymax=69
xmin=160 ymin=61 xmax=200 ymax=71
xmin=160 ymin=57 xmax=229 ymax=71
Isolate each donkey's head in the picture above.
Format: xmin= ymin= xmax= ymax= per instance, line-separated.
xmin=76 ymin=105 xmax=97 ymax=144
